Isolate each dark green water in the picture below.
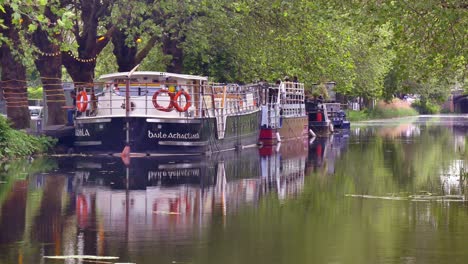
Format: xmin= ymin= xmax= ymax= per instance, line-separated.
xmin=1 ymin=115 xmax=468 ymax=264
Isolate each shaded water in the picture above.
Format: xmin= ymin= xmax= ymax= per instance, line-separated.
xmin=1 ymin=115 xmax=468 ymax=264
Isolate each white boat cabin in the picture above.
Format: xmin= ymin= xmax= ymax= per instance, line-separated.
xmin=74 ymin=71 xmax=259 ymax=119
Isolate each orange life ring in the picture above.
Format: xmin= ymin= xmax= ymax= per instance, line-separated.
xmin=152 ymin=89 xmax=174 ymax=112
xmin=173 ymin=90 xmax=191 ymax=112
xmin=76 ymin=91 xmax=88 ymax=112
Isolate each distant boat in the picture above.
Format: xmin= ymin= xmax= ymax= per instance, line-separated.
xmin=306 ymin=101 xmax=350 ymax=136
xmin=322 ymin=102 xmax=350 ymax=130
xmin=258 ymin=81 xmax=308 ymax=144
xmin=73 ymin=71 xmax=261 ymax=155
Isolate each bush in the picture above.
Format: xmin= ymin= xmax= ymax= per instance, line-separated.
xmin=0 ymin=116 xmax=56 ymax=159
xmin=411 ymin=100 xmax=440 ymax=114
xmin=346 ymin=109 xmax=369 ymax=121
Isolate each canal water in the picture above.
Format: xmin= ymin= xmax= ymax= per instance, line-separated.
xmin=1 ymin=115 xmax=468 ymax=264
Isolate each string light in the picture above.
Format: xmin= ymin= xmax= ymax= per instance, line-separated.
xmin=36 ymin=49 xmax=98 ymax=63
xmin=37 ymin=50 xmax=61 ymax=57
xmin=67 ymin=51 xmax=97 ymax=63
xmin=66 ymin=51 xmax=97 ymax=63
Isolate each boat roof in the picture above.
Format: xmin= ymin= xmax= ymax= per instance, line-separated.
xmin=98 ymin=71 xmax=208 ymax=81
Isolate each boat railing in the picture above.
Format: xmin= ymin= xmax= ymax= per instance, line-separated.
xmin=280 ymin=82 xmax=306 ymax=117
xmin=260 ymin=81 xmax=306 ymax=129
xmin=74 ymin=82 xmax=260 ymax=119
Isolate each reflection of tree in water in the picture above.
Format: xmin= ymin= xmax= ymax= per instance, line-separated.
xmin=31 ymin=177 xmax=66 ymax=252
xmin=336 ymin=122 xmax=463 ymax=196
xmin=0 ymin=181 xmax=27 ymax=244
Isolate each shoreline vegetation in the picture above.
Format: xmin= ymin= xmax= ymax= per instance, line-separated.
xmin=347 ymin=99 xmax=425 ymax=122
xmin=0 ymin=116 xmax=56 ymax=160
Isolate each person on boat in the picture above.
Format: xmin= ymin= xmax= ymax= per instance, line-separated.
xmin=113 ymin=83 xmax=120 ymax=95
xmin=293 ymin=76 xmax=299 ymax=89
xmin=268 ymin=79 xmax=281 ymax=104
xmin=70 ymin=90 xmax=76 ymax=106
xmin=281 ymin=77 xmax=288 ymax=101
xmin=168 ymin=79 xmax=178 ymax=93
xmin=317 ymin=95 xmax=324 ymax=104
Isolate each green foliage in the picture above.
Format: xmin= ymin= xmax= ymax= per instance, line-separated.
xmin=0 ymin=116 xmax=56 ymax=159
xmin=3 ymin=0 xmax=466 ymax=105
xmin=27 ymin=86 xmax=43 ymax=99
xmin=347 ymin=107 xmax=419 ymax=121
xmin=411 ymin=100 xmax=440 ymax=114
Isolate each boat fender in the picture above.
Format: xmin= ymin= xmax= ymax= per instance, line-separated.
xmin=329 ymin=123 xmax=334 ymax=133
xmin=276 ymin=132 xmax=282 ymax=142
xmin=152 ymin=89 xmax=174 ymax=112
xmin=76 ymin=91 xmax=89 ymax=112
xmin=309 ymin=129 xmax=316 ymax=138
xmin=173 ymin=90 xmax=192 ymax=112
xmin=275 ymin=142 xmax=281 ymax=152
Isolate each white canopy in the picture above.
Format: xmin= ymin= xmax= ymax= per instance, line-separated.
xmin=98 ymin=71 xmax=208 ymax=81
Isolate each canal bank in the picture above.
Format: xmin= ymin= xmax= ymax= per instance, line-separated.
xmin=0 ymin=115 xmax=56 ymax=160
xmin=346 ymin=98 xmax=420 ymax=122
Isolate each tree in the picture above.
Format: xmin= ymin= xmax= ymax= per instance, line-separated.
xmin=61 ymin=0 xmax=113 ymax=83
xmin=0 ymin=5 xmax=30 ymax=129
xmin=31 ymin=5 xmax=67 ymax=125
xmin=108 ymin=0 xmax=208 ymax=73
xmin=339 ymin=0 xmax=467 ymax=100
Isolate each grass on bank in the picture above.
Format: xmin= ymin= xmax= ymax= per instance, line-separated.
xmin=347 ymin=106 xmax=419 ymax=122
xmin=0 ymin=116 xmax=56 ymax=159
xmin=345 ymin=98 xmax=442 ymax=122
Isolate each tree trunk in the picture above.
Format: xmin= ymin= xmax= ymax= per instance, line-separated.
xmin=0 ymin=55 xmax=30 ymax=128
xmin=32 ymin=13 xmax=67 ymax=126
xmin=62 ymin=53 xmax=97 ymax=84
xmin=162 ymin=32 xmax=184 ymax=73
xmin=61 ymin=0 xmax=113 ymax=84
xmin=0 ymin=6 xmax=30 ymax=129
xmin=31 ymin=6 xmax=67 ymax=126
xmin=34 ymin=53 xmax=67 ymax=126
xmin=112 ymin=30 xmax=137 ymax=72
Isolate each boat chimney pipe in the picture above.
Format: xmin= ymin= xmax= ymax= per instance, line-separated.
xmin=126 ymin=64 xmax=140 ymax=115
xmin=122 ymin=64 xmax=140 ymax=161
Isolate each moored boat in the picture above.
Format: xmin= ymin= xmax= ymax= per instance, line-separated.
xmin=322 ymin=102 xmax=350 ymax=129
xmin=73 ymin=71 xmax=261 ymax=155
xmin=305 ymin=99 xmax=332 ymax=136
xmin=258 ymin=81 xmax=308 ymax=144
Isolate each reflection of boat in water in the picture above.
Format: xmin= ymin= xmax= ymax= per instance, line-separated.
xmin=67 ymin=141 xmax=309 ymax=249
xmin=307 ymin=132 xmax=349 ymax=174
xmin=0 ymin=139 xmax=320 ymax=262
xmin=259 ymin=139 xmax=308 ymax=199
xmin=70 ymin=149 xmax=263 ymax=249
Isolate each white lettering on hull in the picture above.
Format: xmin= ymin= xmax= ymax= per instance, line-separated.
xmin=147 ymin=130 xmax=200 ymax=140
xmin=75 ymin=128 xmax=91 ymax=137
